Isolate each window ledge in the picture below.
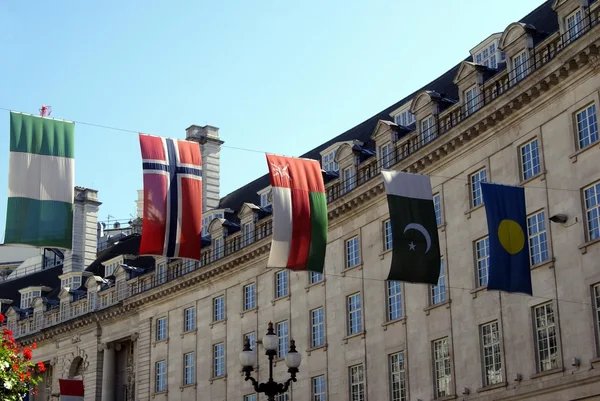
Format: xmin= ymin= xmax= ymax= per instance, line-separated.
xmin=180 ymin=328 xmax=198 ymax=338
xmin=579 ymin=237 xmax=600 ymax=254
xmin=378 ymin=248 xmax=393 ymax=260
xmin=439 ymin=223 xmax=447 ymax=232
xmin=531 ymin=257 xmax=555 ymax=271
xmin=465 ymin=203 xmax=484 ymax=219
xmin=530 ymin=366 xmax=564 ymax=379
xmin=306 ymin=343 xmax=328 ymax=355
xmin=180 ymin=384 xmax=197 ymax=391
xmin=471 ymin=285 xmax=487 ymax=299
xmin=477 ymin=381 xmax=508 ymax=393
xmin=151 ymin=391 xmax=168 ymax=398
xmin=341 ymin=264 xmax=363 ymax=276
xmin=153 ymin=338 xmax=169 ymax=347
xmin=305 ymin=279 xmax=326 ymax=292
xmin=435 ymin=395 xmax=457 ymax=401
xmin=271 ymin=294 xmax=291 ymax=305
xmin=382 ymin=317 xmax=406 ymax=330
xmin=424 ymin=299 xmax=451 ymax=315
xmin=519 ymin=172 xmax=546 ymax=186
xmin=210 ymin=318 xmax=227 ymax=329
xmin=343 ymin=330 xmax=366 ymax=344
xmin=240 ymin=306 xmax=258 ymax=318
xmin=209 ymin=374 xmax=227 ymax=384
xmin=569 ymin=141 xmax=599 ymax=163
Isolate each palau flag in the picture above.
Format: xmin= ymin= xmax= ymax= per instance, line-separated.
xmin=480 ymin=183 xmax=533 ymax=296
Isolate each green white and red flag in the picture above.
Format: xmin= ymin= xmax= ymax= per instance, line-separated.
xmin=266 ymin=154 xmax=327 ymax=272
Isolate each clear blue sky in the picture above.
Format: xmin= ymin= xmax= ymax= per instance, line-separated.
xmin=0 ymin=0 xmax=543 ymax=239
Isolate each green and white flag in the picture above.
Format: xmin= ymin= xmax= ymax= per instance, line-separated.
xmin=4 ymin=112 xmax=75 ymax=249
xmin=381 ymin=170 xmax=440 ymax=284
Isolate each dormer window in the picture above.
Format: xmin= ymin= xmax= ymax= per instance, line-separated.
xmin=464 ymin=85 xmax=479 ymax=116
xmin=471 ymin=35 xmax=504 ymax=69
xmin=322 ymin=150 xmax=338 ymax=172
xmin=61 ymin=276 xmax=82 ymax=289
xmin=566 ymin=9 xmax=583 ymax=41
xmin=105 ymin=262 xmax=119 ymax=277
xmin=393 ymin=108 xmax=415 ymax=127
xmin=20 ymin=290 xmax=41 ymax=309
xmin=513 ymin=50 xmax=528 ymax=82
xmin=379 ymin=142 xmax=394 ymax=169
xmin=421 ymin=115 xmax=436 ymax=144
xmin=202 ymin=211 xmax=225 ymax=236
xmin=260 ymin=190 xmax=272 ymax=208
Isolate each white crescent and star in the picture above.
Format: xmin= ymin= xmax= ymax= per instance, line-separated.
xmin=403 ymin=223 xmax=432 ymax=253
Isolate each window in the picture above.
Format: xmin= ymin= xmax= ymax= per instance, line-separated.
xmin=394 ymin=108 xmax=416 ymax=127
xmin=566 ymin=9 xmax=583 ymax=41
xmin=475 ymin=237 xmax=490 ymax=287
xmin=61 ymin=276 xmax=82 ymax=289
xmin=157 ymin=262 xmax=167 ymax=284
xmin=383 ymin=220 xmax=393 ymax=251
xmin=275 ymin=394 xmax=289 ymax=401
xmin=184 ymin=352 xmax=195 ymax=385
xmin=513 ymin=50 xmax=528 ymax=82
xmin=464 ymin=85 xmax=479 ymax=116
xmin=202 ymin=212 xmax=225 ymax=236
xmin=243 ymin=283 xmax=256 ymax=311
xmin=534 ymin=302 xmax=558 ymax=372
xmin=345 ymin=236 xmax=360 ymax=268
xmin=593 ymin=284 xmax=600 ymax=352
xmin=275 ymin=270 xmax=289 ymax=298
xmin=433 ymin=193 xmax=442 ymax=226
xmin=244 ymin=332 xmax=256 ymax=350
xmin=380 ymin=142 xmax=394 ymax=168
xmin=433 ymin=338 xmax=452 ymax=398
xmin=88 ymin=292 xmax=97 ymax=311
xmin=20 ymin=291 xmax=41 ymax=309
xmin=243 ymin=222 xmax=254 ymax=246
xmin=104 ymin=262 xmax=118 ymax=277
xmin=470 ymin=168 xmax=487 ymax=208
xmin=213 ymin=295 xmax=225 ymax=322
xmin=311 ymin=308 xmax=325 ymax=348
xmin=528 ymin=211 xmax=549 ymax=265
xmin=322 ymin=150 xmax=338 ymax=172
xmin=347 ymin=293 xmax=363 ymax=335
xmin=214 ymin=237 xmax=224 ymax=259
xmin=387 ymin=281 xmax=403 ymax=321
xmin=277 ymin=321 xmax=289 ymax=358
xmin=421 ymin=115 xmax=435 ymax=144
xmin=584 ymin=182 xmax=600 ymax=241
xmin=475 ymin=42 xmax=499 ymax=68
xmin=349 ymin=364 xmax=365 ymax=401
xmin=213 ymin=343 xmax=225 ymax=377
xmin=309 ymin=271 xmax=323 ymax=285
xmin=481 ymin=321 xmax=502 ymax=386
xmin=520 ymin=139 xmax=541 ymax=180
xmin=184 ymin=307 xmax=195 ymax=332
xmin=343 ymin=166 xmax=356 ymax=193
xmin=312 ymin=375 xmax=326 ymax=401
xmin=260 ymin=190 xmax=272 ymax=207
xmin=431 ymin=258 xmax=446 ymax=305
xmin=576 ymin=104 xmax=598 ymax=149
xmin=155 ymin=360 xmax=167 ymax=392
xmin=156 ymin=317 xmax=167 ymax=341
xmin=389 ymin=352 xmax=407 ymax=401
xmin=244 ymin=395 xmax=257 ymax=401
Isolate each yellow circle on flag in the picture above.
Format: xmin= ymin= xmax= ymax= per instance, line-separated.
xmin=497 ymin=219 xmax=525 ymax=254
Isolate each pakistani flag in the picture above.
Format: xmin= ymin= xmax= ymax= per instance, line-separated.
xmin=382 ymin=170 xmax=441 ymax=284
xmin=4 ymin=112 xmax=74 ymax=249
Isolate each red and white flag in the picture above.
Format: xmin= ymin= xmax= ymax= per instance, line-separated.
xmin=59 ymin=379 xmax=84 ymax=401
xmin=139 ymin=134 xmax=203 ymax=260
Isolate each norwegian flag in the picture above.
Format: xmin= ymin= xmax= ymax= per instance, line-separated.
xmin=138 ymin=134 xmax=203 ymax=260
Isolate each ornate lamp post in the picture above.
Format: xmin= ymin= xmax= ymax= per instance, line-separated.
xmin=239 ymin=322 xmax=302 ymax=401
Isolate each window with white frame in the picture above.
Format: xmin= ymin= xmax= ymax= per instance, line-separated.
xmin=311 ymin=307 xmax=325 ymax=348
xmin=184 ymin=351 xmax=195 ymax=385
xmin=244 ymin=332 xmax=256 ymax=350
xmin=389 ymin=351 xmax=407 ymax=401
xmin=431 ymin=258 xmax=446 ymax=305
xmin=157 ymin=262 xmax=167 ymax=284
xmin=528 ymin=211 xmax=549 ymax=265
xmin=481 ymin=321 xmax=502 ymax=386
xmin=213 ymin=343 xmax=225 ymax=377
xmin=584 ymin=182 xmax=600 ymax=241
xmin=513 ymin=50 xmax=528 ymax=82
xmin=104 ymin=262 xmax=118 ymax=277
xmin=380 ymin=142 xmax=394 ymax=168
xmin=243 ymin=283 xmax=256 ymax=311
xmin=383 ymin=220 xmax=393 ymax=251
xmin=244 ymin=394 xmax=257 ymax=401
xmin=88 ymin=292 xmax=97 ymax=311
xmin=433 ymin=193 xmax=442 ymax=226
xmin=275 ymin=394 xmax=289 ymax=401
xmin=387 ymin=281 xmax=402 ymax=321
xmin=155 ymin=360 xmax=167 ymax=392
xmin=243 ymin=222 xmax=254 ymax=246
xmin=421 ymin=115 xmax=435 ymax=144
xmin=20 ymin=291 xmax=41 ymax=309
xmin=470 ymin=168 xmax=487 ymax=208
xmin=277 ymin=320 xmax=289 ymax=358
xmin=520 ymin=138 xmax=541 ymax=180
xmin=260 ymin=190 xmax=272 ymax=208
xmin=349 ymin=364 xmax=365 ymax=401
xmin=156 ymin=317 xmax=167 ymax=341
xmin=343 ymin=166 xmax=356 ymax=193
xmin=184 ymin=307 xmax=195 ymax=332
xmin=322 ymin=150 xmax=338 ymax=172
xmin=394 ymin=108 xmax=416 ymax=127
xmin=213 ymin=237 xmax=224 ymax=259
xmin=475 ymin=42 xmax=500 ymax=68
xmin=348 ymin=293 xmax=363 ymax=335
xmin=464 ymin=85 xmax=479 ymax=116
xmin=345 ymin=236 xmax=360 ymax=268
xmin=275 ymin=270 xmax=289 ymax=298
xmin=312 ymin=375 xmax=326 ymax=401
xmin=534 ymin=302 xmax=558 ymax=372
xmin=475 ymin=237 xmax=490 ymax=287
xmin=61 ymin=276 xmax=82 ymax=289
xmin=576 ymin=104 xmax=598 ymax=150
xmin=309 ymin=271 xmax=323 ymax=285
xmin=566 ymin=9 xmax=583 ymax=41
xmin=213 ymin=295 xmax=225 ymax=322
xmin=593 ymin=284 xmax=600 ymax=352
xmin=433 ymin=337 xmax=452 ymax=398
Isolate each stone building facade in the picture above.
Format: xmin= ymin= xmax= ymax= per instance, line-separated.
xmin=3 ymin=0 xmax=600 ymax=400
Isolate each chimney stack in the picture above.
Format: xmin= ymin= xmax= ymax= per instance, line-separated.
xmin=185 ymin=125 xmax=224 ymax=211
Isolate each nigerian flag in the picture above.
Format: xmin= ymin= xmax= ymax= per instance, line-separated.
xmin=382 ymin=170 xmax=441 ymax=284
xmin=4 ymin=112 xmax=74 ymax=249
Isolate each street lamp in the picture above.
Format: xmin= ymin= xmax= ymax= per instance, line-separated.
xmin=239 ymin=322 xmax=301 ymax=401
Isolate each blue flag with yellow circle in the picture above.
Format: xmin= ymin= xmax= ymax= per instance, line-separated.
xmin=480 ymin=183 xmax=532 ymax=295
